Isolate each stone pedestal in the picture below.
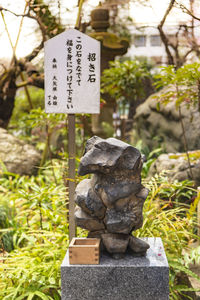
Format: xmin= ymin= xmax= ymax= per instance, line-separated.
xmin=61 ymin=237 xmax=169 ymax=300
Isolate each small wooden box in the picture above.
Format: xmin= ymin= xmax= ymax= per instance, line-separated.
xmin=69 ymin=238 xmax=100 ymax=265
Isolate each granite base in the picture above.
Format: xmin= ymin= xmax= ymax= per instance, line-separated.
xmin=61 ymin=237 xmax=169 ymax=300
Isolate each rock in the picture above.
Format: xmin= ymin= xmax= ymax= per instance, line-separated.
xmin=96 ymin=180 xmax=142 ymax=207
xmin=75 ymin=136 xmax=149 ymax=257
xmin=148 ymin=151 xmax=200 ymax=186
xmin=87 ymin=230 xmax=105 ymax=251
xmin=101 ymin=233 xmax=129 ymax=254
xmin=0 ymin=128 xmax=41 ymax=175
xmin=104 ymin=207 xmax=135 ymax=234
xmin=74 ymin=207 xmax=105 ymax=231
xmin=78 ymin=136 xmax=141 ymax=176
xmin=132 ymin=87 xmax=200 ymax=153
xmin=129 ymin=236 xmax=150 ymax=255
xmin=75 ymin=179 xmax=106 ymax=218
xmin=87 ymin=230 xmax=105 ymax=239
xmin=104 ymin=200 xmax=145 ymax=234
xmin=106 ymin=190 xmax=147 ymax=233
xmin=136 ymin=188 xmax=149 ymax=200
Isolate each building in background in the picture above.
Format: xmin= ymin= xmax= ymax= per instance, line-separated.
xmin=125 ymin=0 xmax=200 ymax=65
xmin=126 ymin=25 xmax=192 ymax=65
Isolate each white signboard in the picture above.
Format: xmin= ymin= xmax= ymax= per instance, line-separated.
xmin=44 ymin=29 xmax=100 ymax=114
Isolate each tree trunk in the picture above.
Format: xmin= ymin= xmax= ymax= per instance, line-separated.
xmin=0 ymin=71 xmax=17 ymax=128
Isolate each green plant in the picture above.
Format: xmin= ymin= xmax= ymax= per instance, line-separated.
xmin=9 ymin=107 xmax=91 ymax=168
xmin=132 ymin=140 xmax=163 ymax=178
xmin=0 ymin=198 xmax=15 ymax=252
xmin=0 ymin=166 xmax=199 ymax=299
xmin=0 ymin=154 xmax=91 ymax=300
xmin=184 ymin=246 xmax=200 ymax=267
xmin=154 ymin=63 xmax=200 ymax=111
xmin=0 ymin=162 xmax=68 ymax=299
xmin=101 ymin=59 xmax=153 ymax=119
xmin=11 ymin=87 xmax=45 ymax=123
xmin=137 ymin=175 xmax=200 ymax=299
xmin=0 ymin=231 xmax=66 ymax=300
xmin=153 ymin=63 xmax=200 ymax=181
xmin=156 ymin=179 xmax=195 ymax=207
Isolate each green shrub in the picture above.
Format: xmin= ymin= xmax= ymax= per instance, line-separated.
xmin=138 ymin=175 xmax=200 ymax=299
xmin=0 ymin=162 xmax=67 ymax=299
xmin=0 ymin=166 xmax=199 ymax=299
xmin=11 ymin=87 xmax=44 ymax=123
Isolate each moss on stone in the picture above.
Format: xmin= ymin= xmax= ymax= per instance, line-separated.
xmin=89 ymin=32 xmax=129 ymax=49
xmin=169 ymin=150 xmax=200 ymax=162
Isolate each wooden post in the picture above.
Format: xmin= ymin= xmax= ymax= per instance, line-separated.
xmin=44 ymin=28 xmax=100 ymax=244
xmin=67 ymin=0 xmax=84 ymax=242
xmin=68 ymin=114 xmax=76 ymax=242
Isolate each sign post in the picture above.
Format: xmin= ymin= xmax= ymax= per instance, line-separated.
xmin=44 ymin=29 xmax=100 ymax=242
xmin=68 ymin=114 xmax=76 ymax=240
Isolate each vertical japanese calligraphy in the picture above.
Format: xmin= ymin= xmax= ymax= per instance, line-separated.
xmin=66 ymin=36 xmax=83 ymax=109
xmin=45 ymin=29 xmax=100 ymax=114
xmin=47 ymin=58 xmax=58 ymax=106
xmin=66 ymin=39 xmax=73 ymax=109
xmin=87 ymin=53 xmax=96 ymax=83
xmin=76 ymin=36 xmax=82 ymax=86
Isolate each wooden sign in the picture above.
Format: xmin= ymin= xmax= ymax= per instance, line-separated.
xmin=44 ymin=29 xmax=100 ymax=114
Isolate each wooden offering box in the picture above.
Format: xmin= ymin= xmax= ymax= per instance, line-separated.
xmin=69 ymin=238 xmax=100 ymax=265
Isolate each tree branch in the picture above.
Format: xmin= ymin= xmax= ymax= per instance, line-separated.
xmin=160 ymin=0 xmax=176 ymax=27
xmin=0 ymin=7 xmax=47 ymax=42
xmin=24 ymin=41 xmax=44 ymax=62
xmin=158 ymin=0 xmax=176 ymax=65
xmin=177 ymin=2 xmax=200 ymax=22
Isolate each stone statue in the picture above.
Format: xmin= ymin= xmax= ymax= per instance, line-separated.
xmin=75 ymin=136 xmax=149 ymax=258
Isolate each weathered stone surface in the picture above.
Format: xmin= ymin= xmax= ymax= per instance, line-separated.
xmin=87 ymin=230 xmax=105 ymax=239
xmin=136 ymin=187 xmax=149 ymax=200
xmin=129 ymin=235 xmax=150 ymax=255
xmin=148 ymin=151 xmax=200 ymax=186
xmin=75 ymin=136 xmax=149 ymax=256
xmin=101 ymin=233 xmax=129 ymax=254
xmin=78 ymin=136 xmax=141 ymax=176
xmin=113 ymin=196 xmax=131 ymax=211
xmin=104 ymin=192 xmax=145 ymax=234
xmin=75 ymin=207 xmax=105 ymax=231
xmin=75 ymin=179 xmax=106 ymax=218
xmin=96 ymin=180 xmax=142 ymax=207
xmin=61 ymin=237 xmax=169 ymax=300
xmin=104 ymin=207 xmax=136 ymax=234
xmin=132 ymin=87 xmax=200 ymax=153
xmin=87 ymin=230 xmax=105 ymax=251
xmin=0 ymin=128 xmax=41 ymax=175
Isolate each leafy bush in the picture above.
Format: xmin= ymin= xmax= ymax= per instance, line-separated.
xmin=133 ymin=140 xmax=163 ymax=178
xmin=0 ymin=165 xmax=199 ymax=299
xmin=154 ymin=62 xmax=200 ymax=110
xmin=101 ymin=59 xmax=153 ymax=119
xmin=0 ymin=162 xmax=68 ymax=299
xmin=9 ymin=107 xmax=89 ymax=167
xmin=0 ymin=231 xmax=66 ymax=300
xmin=11 ymin=87 xmax=45 ymax=123
xmin=138 ymin=175 xmax=200 ymax=299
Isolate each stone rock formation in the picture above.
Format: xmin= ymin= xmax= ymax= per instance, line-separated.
xmin=75 ymin=136 xmax=149 ymax=258
xmin=0 ymin=128 xmax=41 ymax=175
xmin=148 ymin=151 xmax=200 ymax=187
xmin=132 ymin=87 xmax=200 ymax=153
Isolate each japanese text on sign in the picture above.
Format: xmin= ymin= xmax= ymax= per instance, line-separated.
xmin=45 ymin=29 xmax=100 ymax=114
